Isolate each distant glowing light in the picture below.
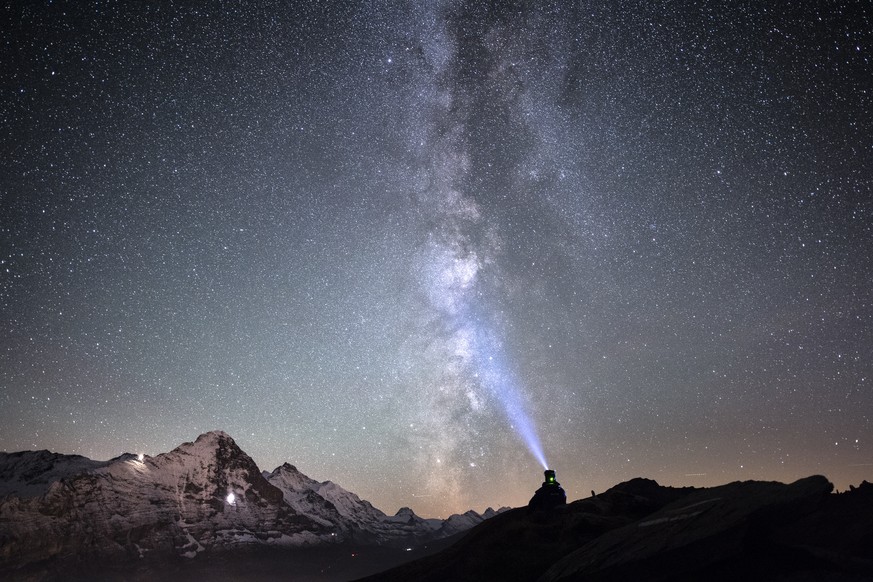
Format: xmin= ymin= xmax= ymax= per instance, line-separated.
xmin=226 ymin=492 xmax=236 ymax=505
xmin=137 ymin=453 xmax=144 ymax=462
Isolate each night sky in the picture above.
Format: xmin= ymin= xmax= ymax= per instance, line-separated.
xmin=3 ymin=1 xmax=872 ymax=518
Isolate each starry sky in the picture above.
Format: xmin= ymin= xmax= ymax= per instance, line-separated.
xmin=2 ymin=0 xmax=872 ymax=518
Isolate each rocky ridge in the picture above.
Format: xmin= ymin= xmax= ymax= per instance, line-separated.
xmin=363 ymin=475 xmax=873 ymax=582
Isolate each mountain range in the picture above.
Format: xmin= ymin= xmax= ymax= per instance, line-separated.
xmin=3 ymin=431 xmax=871 ymax=581
xmin=0 ymin=430 xmax=503 ymax=580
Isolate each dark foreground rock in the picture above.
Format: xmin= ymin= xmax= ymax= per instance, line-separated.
xmin=362 ymin=476 xmax=873 ymax=582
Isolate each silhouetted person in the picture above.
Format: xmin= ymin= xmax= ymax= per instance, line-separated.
xmin=528 ymin=469 xmax=567 ymax=510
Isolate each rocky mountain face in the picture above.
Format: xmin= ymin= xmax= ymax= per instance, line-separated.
xmin=263 ymin=462 xmax=496 ymax=545
xmin=0 ymin=431 xmax=502 ymax=575
xmin=363 ymin=476 xmax=873 ymax=582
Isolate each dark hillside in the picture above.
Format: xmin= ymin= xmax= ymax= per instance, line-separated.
xmin=362 ymin=477 xmax=873 ymax=582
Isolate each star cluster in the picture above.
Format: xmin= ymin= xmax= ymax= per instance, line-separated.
xmin=2 ymin=1 xmax=871 ymax=517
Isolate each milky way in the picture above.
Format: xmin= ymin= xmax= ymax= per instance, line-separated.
xmin=2 ymin=1 xmax=872 ymax=517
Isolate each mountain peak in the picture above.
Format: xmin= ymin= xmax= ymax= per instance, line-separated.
xmin=194 ymin=430 xmax=234 ymax=443
xmin=170 ymin=430 xmax=246 ymax=461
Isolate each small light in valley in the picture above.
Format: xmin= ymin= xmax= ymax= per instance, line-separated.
xmin=226 ymin=492 xmax=236 ymax=505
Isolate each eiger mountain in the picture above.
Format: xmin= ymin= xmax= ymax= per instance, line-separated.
xmin=0 ymin=431 xmax=502 ymax=580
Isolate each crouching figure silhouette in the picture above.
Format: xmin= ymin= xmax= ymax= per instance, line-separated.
xmin=528 ymin=469 xmax=567 ymax=510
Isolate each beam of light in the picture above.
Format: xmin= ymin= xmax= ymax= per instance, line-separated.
xmin=425 ymin=234 xmax=549 ymax=470
xmin=463 ymin=306 xmax=549 ymax=470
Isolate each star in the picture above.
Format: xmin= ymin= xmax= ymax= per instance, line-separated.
xmin=2 ymin=0 xmax=871 ymax=518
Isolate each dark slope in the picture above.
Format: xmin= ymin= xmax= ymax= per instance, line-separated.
xmin=361 ymin=477 xmax=873 ymax=582
xmin=359 ymin=478 xmax=694 ymax=582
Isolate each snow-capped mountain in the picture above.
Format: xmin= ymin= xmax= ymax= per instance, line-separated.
xmin=0 ymin=431 xmax=503 ymax=571
xmin=0 ymin=449 xmax=112 ymax=498
xmin=262 ymin=462 xmax=505 ymax=544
